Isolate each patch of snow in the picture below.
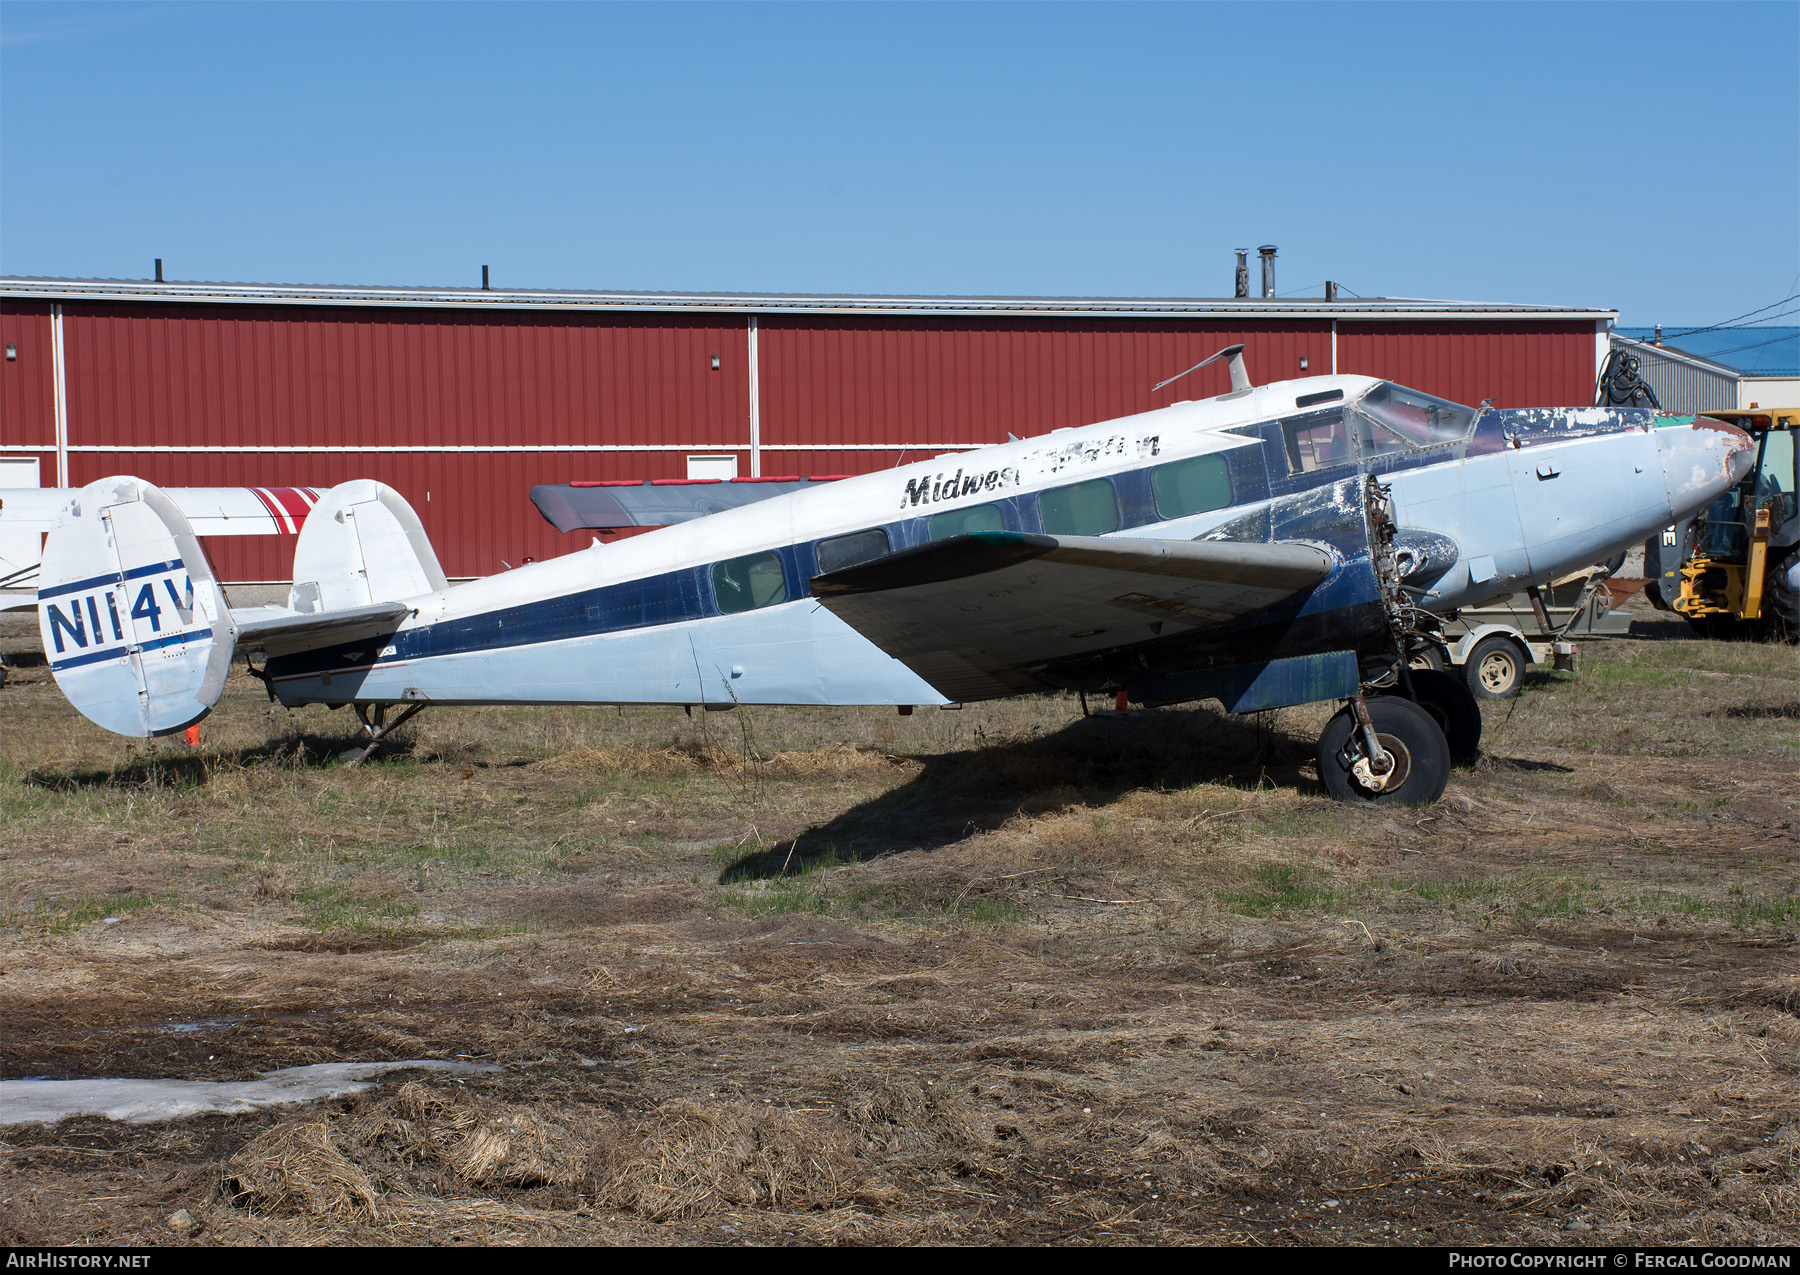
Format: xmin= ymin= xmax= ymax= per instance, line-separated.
xmin=0 ymin=1060 xmax=500 ymax=1127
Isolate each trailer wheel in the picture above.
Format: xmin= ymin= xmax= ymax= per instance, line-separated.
xmin=1316 ymin=697 xmax=1450 ymax=806
xmin=1464 ymin=635 xmax=1526 ymax=700
xmin=1400 ymin=669 xmax=1481 ymax=766
xmin=1407 ymin=642 xmax=1447 ymax=671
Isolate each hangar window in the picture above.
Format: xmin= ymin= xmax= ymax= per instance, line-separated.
xmin=928 ymin=503 xmax=1005 ymax=540
xmin=712 ymin=551 xmax=788 ymax=614
xmin=1039 ymin=478 xmax=1120 ymax=536
xmin=1352 ymin=382 xmax=1478 ymax=456
xmin=1152 ymin=454 xmax=1234 ymax=519
xmin=1281 ymin=408 xmax=1354 ymax=473
xmin=816 ymin=528 xmax=890 ymax=574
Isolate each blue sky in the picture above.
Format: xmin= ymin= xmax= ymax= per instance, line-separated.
xmin=2 ymin=1 xmax=1795 ymax=328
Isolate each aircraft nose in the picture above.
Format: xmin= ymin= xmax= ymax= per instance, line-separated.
xmin=1655 ymin=414 xmax=1754 ymax=519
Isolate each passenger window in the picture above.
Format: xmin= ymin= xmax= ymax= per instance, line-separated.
xmin=816 ymin=528 xmax=890 ymax=574
xmin=1282 ymin=409 xmax=1353 ymax=473
xmin=712 ymin=551 xmax=788 ymax=614
xmin=928 ymin=504 xmax=1005 ymax=540
xmin=1038 ymin=478 xmax=1119 ymax=536
xmin=1151 ymin=454 xmax=1233 ymax=519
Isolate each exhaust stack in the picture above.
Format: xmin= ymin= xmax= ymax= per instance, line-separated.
xmin=1234 ymin=250 xmax=1249 ymax=300
xmin=1259 ymin=245 xmax=1277 ymax=298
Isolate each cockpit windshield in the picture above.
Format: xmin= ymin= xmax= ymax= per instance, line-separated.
xmin=1351 ymin=383 xmax=1479 ymax=457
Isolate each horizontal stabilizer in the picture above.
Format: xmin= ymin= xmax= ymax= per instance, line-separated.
xmin=814 ymin=532 xmax=1335 ymax=702
xmin=233 ymin=602 xmax=411 ymax=659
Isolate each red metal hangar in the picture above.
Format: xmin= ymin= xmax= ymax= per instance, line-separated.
xmin=1 ymin=272 xmax=1614 ymax=584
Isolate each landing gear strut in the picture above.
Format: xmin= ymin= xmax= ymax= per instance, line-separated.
xmin=348 ymin=701 xmax=427 ymax=767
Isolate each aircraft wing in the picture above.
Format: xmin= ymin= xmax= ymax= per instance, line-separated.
xmin=1 ymin=486 xmax=320 ymax=536
xmin=812 ymin=531 xmax=1336 ymax=702
xmin=232 ymin=602 xmax=411 ymax=659
xmin=530 ymin=477 xmax=845 ymax=531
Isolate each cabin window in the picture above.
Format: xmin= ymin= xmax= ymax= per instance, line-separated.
xmin=1281 ymin=408 xmax=1354 ymax=473
xmin=712 ymin=551 xmax=788 ymax=614
xmin=1353 ymin=382 xmax=1478 ymax=455
xmin=928 ymin=504 xmax=1005 ymax=540
xmin=816 ymin=528 xmax=890 ymax=574
xmin=1038 ymin=478 xmax=1120 ymax=536
xmin=1151 ymin=454 xmax=1234 ymax=519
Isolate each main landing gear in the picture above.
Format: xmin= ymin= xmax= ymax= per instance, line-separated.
xmin=1314 ymin=668 xmax=1481 ymax=805
xmin=1316 ymin=695 xmax=1451 ymax=805
xmin=1322 ymin=470 xmax=1482 ymax=805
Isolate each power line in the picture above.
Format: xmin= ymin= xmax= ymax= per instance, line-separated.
xmin=1664 ymin=293 xmax=1800 ymax=340
xmin=1703 ymin=326 xmax=1800 ymax=360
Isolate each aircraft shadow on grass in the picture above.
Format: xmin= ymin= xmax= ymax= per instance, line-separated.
xmin=718 ymin=707 xmax=1312 ymax=882
xmin=23 ymin=727 xmax=428 ymax=791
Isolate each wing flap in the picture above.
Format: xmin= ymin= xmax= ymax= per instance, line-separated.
xmin=813 ymin=532 xmax=1335 ymax=701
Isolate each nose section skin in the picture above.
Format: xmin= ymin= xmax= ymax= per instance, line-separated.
xmin=1655 ymin=415 xmax=1754 ymax=521
xmin=1396 ymin=408 xmax=1748 ymax=612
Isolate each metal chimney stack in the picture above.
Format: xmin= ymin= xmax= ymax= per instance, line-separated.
xmin=1234 ymin=250 xmax=1249 ymax=300
xmin=1258 ymin=245 xmax=1278 ymax=299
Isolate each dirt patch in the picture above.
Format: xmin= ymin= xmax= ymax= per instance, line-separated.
xmin=2 ymin=615 xmax=1798 ymax=1244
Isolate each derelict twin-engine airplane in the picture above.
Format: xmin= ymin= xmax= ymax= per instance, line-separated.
xmin=34 ymin=347 xmax=1752 ymax=805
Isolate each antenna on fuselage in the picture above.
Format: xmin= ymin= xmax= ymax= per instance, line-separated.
xmin=1152 ymin=344 xmax=1251 ymax=396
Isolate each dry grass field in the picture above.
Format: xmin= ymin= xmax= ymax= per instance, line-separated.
xmin=1 ymin=604 xmax=1796 ymax=1246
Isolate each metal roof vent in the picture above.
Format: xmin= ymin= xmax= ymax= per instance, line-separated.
xmin=1234 ymin=250 xmax=1249 ymax=300
xmin=1259 ymin=246 xmax=1277 ymax=299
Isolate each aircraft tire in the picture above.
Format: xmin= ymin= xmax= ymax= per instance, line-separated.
xmin=1464 ymin=635 xmax=1526 ymax=700
xmin=1316 ymin=697 xmax=1451 ymax=806
xmin=1397 ymin=669 xmax=1481 ymax=767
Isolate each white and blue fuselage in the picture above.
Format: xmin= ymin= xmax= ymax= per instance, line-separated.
xmin=256 ymin=374 xmax=1750 ymax=712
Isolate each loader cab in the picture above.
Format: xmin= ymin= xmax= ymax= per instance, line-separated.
xmin=1671 ymin=409 xmax=1799 ymax=631
xmin=1696 ymin=412 xmax=1798 ymax=558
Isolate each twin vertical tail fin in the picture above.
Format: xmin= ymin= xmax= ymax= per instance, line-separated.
xmin=37 ymin=477 xmax=236 ymax=737
xmin=287 ymin=480 xmax=446 ymax=614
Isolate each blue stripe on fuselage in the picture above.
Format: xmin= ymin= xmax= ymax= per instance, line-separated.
xmin=267 ymin=431 xmax=1365 ymax=686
